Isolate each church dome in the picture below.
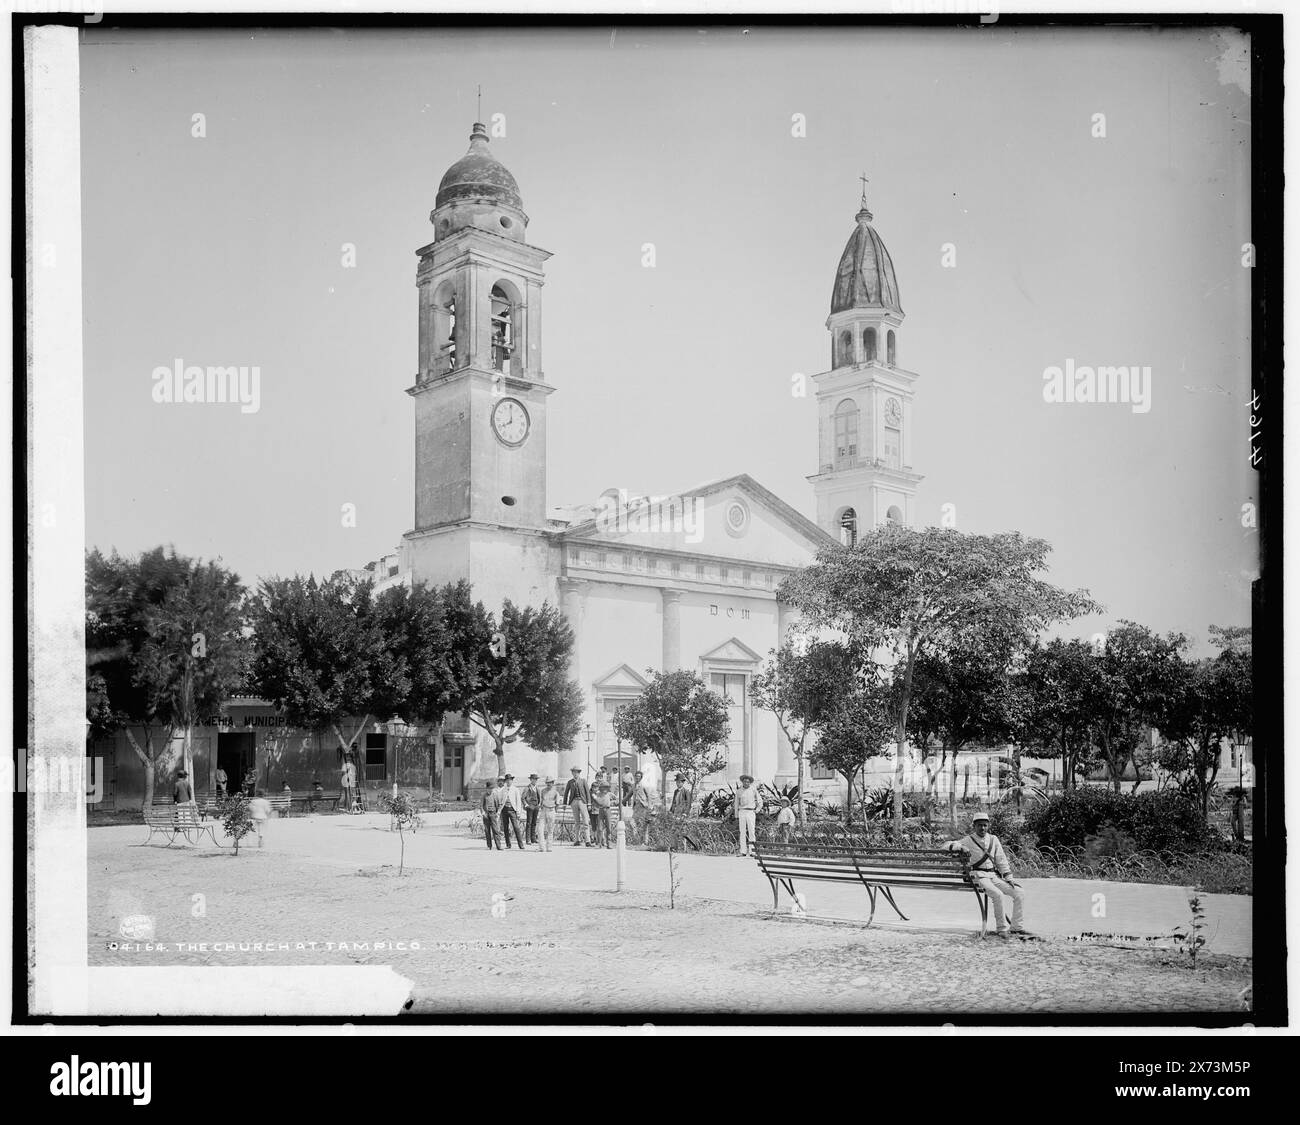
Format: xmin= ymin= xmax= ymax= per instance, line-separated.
xmin=830 ymin=204 xmax=902 ymax=315
xmin=435 ymin=122 xmax=523 ymax=210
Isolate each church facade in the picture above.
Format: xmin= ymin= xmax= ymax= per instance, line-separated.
xmin=380 ymin=121 xmax=925 ymax=797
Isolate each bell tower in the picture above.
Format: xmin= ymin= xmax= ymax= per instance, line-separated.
xmin=407 ymin=122 xmax=553 ymax=534
xmin=809 ymin=186 xmax=922 ymax=545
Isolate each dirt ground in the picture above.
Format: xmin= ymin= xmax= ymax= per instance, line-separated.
xmin=88 ymin=840 xmax=1250 ymax=1017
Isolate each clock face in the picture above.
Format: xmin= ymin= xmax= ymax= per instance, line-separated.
xmin=491 ymin=397 xmax=530 ymax=446
xmin=884 ymin=397 xmax=902 ymax=426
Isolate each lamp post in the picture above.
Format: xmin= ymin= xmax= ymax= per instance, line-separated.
xmin=583 ymin=724 xmax=593 ymax=778
xmin=614 ymin=735 xmax=626 ymax=891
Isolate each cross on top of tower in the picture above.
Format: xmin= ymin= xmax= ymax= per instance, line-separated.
xmin=856 ymin=172 xmax=873 ymax=223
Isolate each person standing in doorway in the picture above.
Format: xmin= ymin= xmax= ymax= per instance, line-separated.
xmin=734 ymin=774 xmax=762 ymax=858
xmin=214 ymin=766 xmax=228 ymax=800
xmin=522 ymin=773 xmax=542 ymax=845
xmin=537 ymin=777 xmax=559 ymax=852
xmin=242 ymin=766 xmax=257 ymax=797
xmin=499 ymin=774 xmax=525 ymax=850
xmin=564 ymin=767 xmax=592 ymax=847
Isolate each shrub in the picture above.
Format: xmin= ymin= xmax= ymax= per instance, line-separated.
xmin=221 ymin=794 xmax=255 ymax=855
xmin=1023 ymin=787 xmax=1219 ymax=856
xmin=697 ymin=787 xmax=736 ymax=820
xmin=987 ymin=806 xmax=1025 ymax=849
xmin=1083 ymin=822 xmax=1137 ymax=868
xmin=861 ymin=787 xmax=923 ymax=820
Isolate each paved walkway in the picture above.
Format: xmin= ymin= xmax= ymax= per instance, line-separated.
xmin=100 ymin=811 xmax=1252 ymax=958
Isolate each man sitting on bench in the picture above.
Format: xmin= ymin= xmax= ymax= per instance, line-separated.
xmin=944 ymin=810 xmax=1026 ymax=939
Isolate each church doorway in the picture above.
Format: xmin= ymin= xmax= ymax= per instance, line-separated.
xmin=441 ymin=743 xmax=464 ymax=799
xmin=217 ymin=732 xmax=256 ymax=795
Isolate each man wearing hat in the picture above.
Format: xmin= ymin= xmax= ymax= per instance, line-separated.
xmin=173 ymin=769 xmax=194 ymax=808
xmin=589 ymin=768 xmax=610 ymax=840
xmin=775 ymin=796 xmax=796 ymax=843
xmin=563 ymin=766 xmax=592 ymax=847
xmin=944 ymin=810 xmax=1026 ymax=938
xmin=499 ymin=774 xmax=525 ymax=850
xmin=590 ymin=782 xmax=613 ymax=848
xmin=630 ymin=770 xmax=654 ymax=845
xmin=522 ymin=773 xmax=542 ymax=845
xmin=537 ymin=777 xmax=560 ymax=852
xmin=733 ymin=774 xmax=763 ymax=857
xmin=669 ymin=773 xmax=691 ymax=816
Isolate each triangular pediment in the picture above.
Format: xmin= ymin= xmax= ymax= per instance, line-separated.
xmin=592 ymin=663 xmax=652 ymax=692
xmin=700 ymin=637 xmax=763 ymax=665
xmin=559 ymin=474 xmax=835 ymax=568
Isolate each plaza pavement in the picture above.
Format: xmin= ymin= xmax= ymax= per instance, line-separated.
xmin=100 ymin=810 xmax=1252 ymax=958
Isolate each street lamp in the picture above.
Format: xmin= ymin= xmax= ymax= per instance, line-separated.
xmin=614 ymin=734 xmax=626 ymax=891
xmin=583 ymin=724 xmax=594 ymax=778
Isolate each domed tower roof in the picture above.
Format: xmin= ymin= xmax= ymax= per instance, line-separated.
xmin=435 ymin=122 xmax=523 ymax=210
xmin=830 ymin=199 xmax=902 ymax=316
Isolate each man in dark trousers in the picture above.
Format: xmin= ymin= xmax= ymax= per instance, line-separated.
xmin=522 ymin=773 xmax=542 ymax=845
xmin=480 ymin=784 xmax=502 ymax=850
xmin=563 ymin=766 xmax=592 ymax=847
xmin=499 ymin=774 xmax=525 ymax=850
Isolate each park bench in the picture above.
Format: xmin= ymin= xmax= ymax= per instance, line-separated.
xmin=753 ymin=842 xmax=991 ymax=936
xmin=290 ymin=789 xmax=342 ymax=814
xmin=268 ymin=793 xmax=292 ymax=817
xmin=142 ymin=805 xmax=224 ymax=848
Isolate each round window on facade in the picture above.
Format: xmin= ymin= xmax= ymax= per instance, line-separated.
xmin=724 ymin=499 xmax=751 ymax=538
xmin=500 ymin=216 xmax=513 ymax=229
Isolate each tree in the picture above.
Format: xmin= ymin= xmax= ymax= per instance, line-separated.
xmin=457 ymin=599 xmax=584 ymax=773
xmin=779 ymin=525 xmax=1096 ymax=834
xmin=379 ymin=791 xmax=423 ymax=874
xmin=248 ymin=574 xmax=404 ymax=766
xmin=137 ymin=560 xmax=248 ymax=789
xmin=1155 ymin=641 xmax=1253 ymax=821
xmin=86 ymin=546 xmax=196 ymax=807
xmin=749 ymin=638 xmax=856 ymax=826
xmin=1084 ymin=621 xmax=1186 ymax=793
xmin=807 ymin=654 xmax=895 ymax=827
xmin=906 ymin=644 xmax=1017 ymax=830
xmin=613 ymin=669 xmax=730 ymax=805
xmin=1016 ymin=638 xmax=1097 ymax=791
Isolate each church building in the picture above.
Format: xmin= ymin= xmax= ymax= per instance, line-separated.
xmin=88 ymin=121 xmax=925 ymax=810
xmin=375 ymin=121 xmax=924 ymax=797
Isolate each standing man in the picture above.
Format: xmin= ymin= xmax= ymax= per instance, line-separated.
xmin=340 ymin=754 xmax=353 ymax=813
xmin=669 ymin=773 xmax=691 ymax=816
xmin=734 ymin=774 xmax=762 ymax=858
xmin=589 ymin=768 xmax=609 ymax=841
xmin=590 ymin=783 xmax=613 ymax=848
xmin=944 ymin=810 xmax=1026 ymax=938
xmin=480 ymin=783 xmax=502 ymax=850
xmin=214 ymin=766 xmax=228 ymax=800
xmin=630 ymin=770 xmax=654 ymax=845
xmin=499 ymin=774 xmax=525 ymax=850
xmin=564 ymin=766 xmax=592 ymax=847
xmin=620 ymin=766 xmax=635 ymax=807
xmin=522 ymin=773 xmax=542 ymax=846
xmin=537 ymin=776 xmax=560 ymax=852
xmin=173 ymin=769 xmax=195 ymax=808
xmin=242 ymin=766 xmax=257 ymax=797
xmin=775 ymin=797 xmax=796 ymax=843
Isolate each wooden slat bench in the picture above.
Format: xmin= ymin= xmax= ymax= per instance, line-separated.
xmin=753 ymin=842 xmax=991 ymax=936
xmin=268 ymin=793 xmax=292 ymax=817
xmin=290 ymin=790 xmax=342 ymax=813
xmin=142 ymin=805 xmax=223 ymax=848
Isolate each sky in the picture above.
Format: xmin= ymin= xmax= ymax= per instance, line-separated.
xmin=79 ymin=23 xmax=1255 ymax=655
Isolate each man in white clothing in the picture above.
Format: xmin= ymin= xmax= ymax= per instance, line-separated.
xmin=734 ymin=774 xmax=762 ymax=857
xmin=944 ymin=810 xmax=1026 ymax=938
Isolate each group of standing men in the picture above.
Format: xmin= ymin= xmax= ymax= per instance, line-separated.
xmin=480 ymin=773 xmax=563 ymax=851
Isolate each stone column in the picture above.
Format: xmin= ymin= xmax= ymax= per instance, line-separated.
xmin=557 ymin=578 xmax=589 ymax=776
xmin=660 ymin=588 xmax=683 ymax=671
